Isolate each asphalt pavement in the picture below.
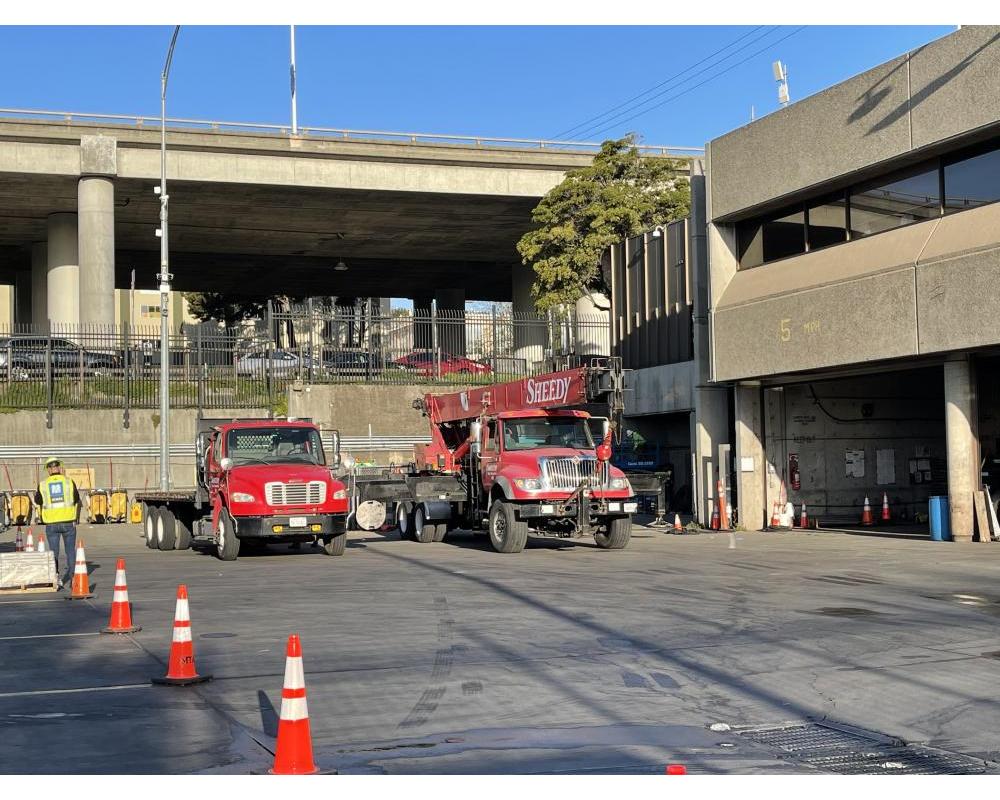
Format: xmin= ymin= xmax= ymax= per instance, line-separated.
xmin=1 ymin=521 xmax=999 ymax=774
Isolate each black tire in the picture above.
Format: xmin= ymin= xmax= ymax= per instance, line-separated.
xmin=488 ymin=500 xmax=528 ymax=554
xmin=397 ymin=503 xmax=416 ymax=541
xmin=156 ymin=507 xmax=176 ymax=551
xmin=433 ymin=522 xmax=448 ymax=543
xmin=321 ymin=533 xmax=347 ymax=556
xmin=174 ymin=516 xmax=192 ymax=551
xmin=144 ymin=507 xmax=157 ymax=549
xmin=216 ymin=508 xmax=240 ymax=561
xmin=414 ymin=505 xmax=436 ymax=544
xmin=595 ymin=516 xmax=632 ymax=550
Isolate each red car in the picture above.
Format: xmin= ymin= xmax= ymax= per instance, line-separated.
xmin=395 ymin=351 xmax=492 ymax=376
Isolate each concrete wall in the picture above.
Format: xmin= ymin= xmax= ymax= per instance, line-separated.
xmin=761 ymin=369 xmax=946 ymax=522
xmin=0 ymin=407 xmax=266 ymax=491
xmin=709 ymin=26 xmax=1000 ymax=219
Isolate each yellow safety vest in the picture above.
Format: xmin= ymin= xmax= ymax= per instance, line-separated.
xmin=38 ymin=475 xmax=77 ymax=524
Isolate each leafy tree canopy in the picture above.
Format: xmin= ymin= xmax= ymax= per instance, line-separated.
xmin=182 ymin=292 xmax=268 ymax=329
xmin=516 ymin=135 xmax=690 ymax=311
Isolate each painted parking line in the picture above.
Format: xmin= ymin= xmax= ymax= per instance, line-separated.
xmin=0 ymin=684 xmax=150 ymax=699
xmin=0 ymin=599 xmax=72 ymax=605
xmin=0 ymin=632 xmax=102 ymax=641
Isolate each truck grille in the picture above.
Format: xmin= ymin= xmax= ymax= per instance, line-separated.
xmin=542 ymin=457 xmax=609 ymax=490
xmin=264 ymin=481 xmax=326 ymax=506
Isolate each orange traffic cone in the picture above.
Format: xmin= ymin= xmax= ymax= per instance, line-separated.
xmin=152 ymin=585 xmax=212 ymax=686
xmin=881 ymin=492 xmax=891 ymax=523
xmin=666 ymin=764 xmax=687 ymax=775
xmin=67 ymin=540 xmax=93 ymax=600
xmin=861 ymin=496 xmax=875 ymax=526
xmin=673 ymin=513 xmax=683 ymax=532
xmin=101 ymin=558 xmax=141 ymax=634
xmin=14 ymin=528 xmax=24 ymax=552
xmin=25 ymin=529 xmax=35 ymax=552
xmin=770 ymin=502 xmax=781 ymax=528
xmin=799 ymin=503 xmax=808 ymax=529
xmin=35 ymin=531 xmax=46 ymax=553
xmin=709 ymin=504 xmax=720 ymax=530
xmin=271 ymin=634 xmax=318 ymax=775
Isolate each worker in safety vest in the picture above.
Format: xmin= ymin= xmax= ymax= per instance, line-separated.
xmin=33 ymin=457 xmax=81 ymax=587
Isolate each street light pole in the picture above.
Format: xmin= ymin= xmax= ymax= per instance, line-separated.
xmin=158 ymin=25 xmax=180 ymax=492
xmin=290 ymin=25 xmax=298 ymax=135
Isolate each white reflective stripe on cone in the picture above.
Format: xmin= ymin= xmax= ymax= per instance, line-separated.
xmin=174 ymin=599 xmax=190 ymax=623
xmin=280 ymin=696 xmax=309 ymax=722
xmin=74 ymin=560 xmax=87 ymax=574
xmin=172 ymin=626 xmax=192 ymax=643
xmin=283 ymin=656 xmax=305 ymax=690
xmin=115 ymin=569 xmax=126 ymax=584
xmin=112 ymin=591 xmax=129 ymax=603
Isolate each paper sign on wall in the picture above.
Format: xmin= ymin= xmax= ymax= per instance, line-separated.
xmin=846 ymin=449 xmax=865 ymax=479
xmin=876 ymin=448 xmax=896 ymax=485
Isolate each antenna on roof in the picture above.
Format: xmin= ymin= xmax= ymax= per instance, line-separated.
xmin=773 ymin=60 xmax=790 ymax=108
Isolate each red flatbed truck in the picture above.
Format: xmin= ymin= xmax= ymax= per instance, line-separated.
xmin=136 ymin=417 xmax=350 ymax=560
xmin=354 ymin=358 xmax=638 ymax=553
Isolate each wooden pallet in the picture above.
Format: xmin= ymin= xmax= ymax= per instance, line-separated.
xmin=0 ymin=582 xmax=58 ymax=594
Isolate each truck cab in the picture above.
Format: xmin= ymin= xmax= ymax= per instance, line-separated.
xmin=199 ymin=419 xmax=350 ymax=559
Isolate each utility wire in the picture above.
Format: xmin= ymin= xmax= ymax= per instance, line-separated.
xmin=552 ymin=26 xmax=769 ymax=141
xmin=583 ymin=26 xmax=808 ymax=141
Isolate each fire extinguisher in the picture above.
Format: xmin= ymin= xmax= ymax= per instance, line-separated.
xmin=789 ymin=453 xmax=801 ymax=491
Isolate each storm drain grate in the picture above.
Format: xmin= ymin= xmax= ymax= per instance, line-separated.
xmin=737 ymin=722 xmax=988 ymax=775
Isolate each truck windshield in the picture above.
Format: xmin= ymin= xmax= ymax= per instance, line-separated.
xmin=502 ymin=417 xmax=594 ymax=451
xmin=226 ymin=427 xmax=326 ymax=465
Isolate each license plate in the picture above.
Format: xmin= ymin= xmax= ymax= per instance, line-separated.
xmin=289 ymin=516 xmax=308 ymax=528
xmin=624 ymin=502 xmax=638 ymax=513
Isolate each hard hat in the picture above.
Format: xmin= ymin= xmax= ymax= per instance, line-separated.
xmin=44 ymin=456 xmax=61 ymax=467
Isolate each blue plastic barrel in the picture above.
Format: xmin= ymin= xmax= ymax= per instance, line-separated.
xmin=929 ymin=496 xmax=951 ymax=541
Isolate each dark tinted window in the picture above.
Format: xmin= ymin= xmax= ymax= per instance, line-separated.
xmin=850 ymin=166 xmax=940 ymax=237
xmin=737 ymin=209 xmax=806 ymax=268
xmin=944 ymin=145 xmax=1000 ymax=213
xmin=807 ymin=196 xmax=848 ymax=250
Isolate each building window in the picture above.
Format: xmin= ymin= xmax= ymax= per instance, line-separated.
xmin=849 ymin=165 xmax=941 ymax=238
xmin=944 ymin=142 xmax=1000 ymax=213
xmin=140 ymin=304 xmax=161 ymax=318
xmin=806 ymin=195 xmax=848 ymax=251
xmin=738 ymin=208 xmax=806 ymax=267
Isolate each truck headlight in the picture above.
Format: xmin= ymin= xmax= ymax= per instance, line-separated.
xmin=610 ymin=478 xmax=628 ymax=490
xmin=333 ymin=489 xmax=347 ymax=500
xmin=231 ymin=492 xmax=255 ymax=503
xmin=514 ymin=478 xmax=543 ymax=491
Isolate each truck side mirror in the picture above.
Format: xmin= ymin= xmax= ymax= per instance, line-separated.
xmin=470 ymin=421 xmax=482 ymax=457
xmin=601 ymin=419 xmax=610 ymax=440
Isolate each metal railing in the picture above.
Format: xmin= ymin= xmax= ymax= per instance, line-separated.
xmin=0 ymin=107 xmax=705 ymax=158
xmin=0 ymin=308 xmax=611 ymax=422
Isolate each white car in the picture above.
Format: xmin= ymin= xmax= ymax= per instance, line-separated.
xmin=235 ymin=350 xmax=320 ymax=377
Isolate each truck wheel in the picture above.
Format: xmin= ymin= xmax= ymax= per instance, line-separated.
xmin=216 ymin=509 xmax=240 ymax=561
xmin=397 ymin=503 xmax=416 ymax=541
xmin=595 ymin=516 xmax=632 ymax=550
xmin=156 ymin=508 xmax=177 ymax=551
xmin=144 ymin=508 xmax=157 ymax=549
xmin=174 ymin=516 xmax=192 ymax=551
xmin=321 ymin=533 xmax=347 ymax=556
xmin=414 ymin=505 xmax=436 ymax=544
xmin=433 ymin=523 xmax=448 ymax=543
xmin=488 ymin=501 xmax=528 ymax=554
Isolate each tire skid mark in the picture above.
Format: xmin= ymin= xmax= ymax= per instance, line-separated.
xmin=398 ymin=596 xmax=454 ymax=730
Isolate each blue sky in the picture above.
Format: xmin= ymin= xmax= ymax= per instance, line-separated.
xmin=0 ymin=25 xmax=954 ymax=147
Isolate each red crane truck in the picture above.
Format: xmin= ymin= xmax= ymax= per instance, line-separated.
xmin=136 ymin=417 xmax=350 ymax=561
xmin=354 ymin=358 xmax=638 ymax=553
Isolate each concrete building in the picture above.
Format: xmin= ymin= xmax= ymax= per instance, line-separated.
xmin=705 ymin=25 xmax=1000 ymax=541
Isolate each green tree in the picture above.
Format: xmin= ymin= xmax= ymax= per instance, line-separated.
xmin=516 ymin=135 xmax=690 ymax=311
xmin=183 ymin=292 xmax=268 ymax=329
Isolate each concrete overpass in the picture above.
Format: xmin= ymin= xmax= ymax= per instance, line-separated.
xmin=0 ymin=111 xmax=699 ymax=325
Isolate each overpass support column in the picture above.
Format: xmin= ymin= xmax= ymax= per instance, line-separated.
xmin=78 ymin=176 xmax=116 ymax=327
xmin=14 ymin=266 xmax=31 ymax=325
xmin=734 ymin=382 xmax=766 ymax=531
xmin=512 ymin=261 xmax=546 ymax=371
xmin=435 ymin=288 xmax=466 ymax=356
xmin=412 ymin=295 xmax=433 ymax=350
xmin=47 ymin=213 xmax=79 ymax=328
xmin=78 ymin=136 xmax=117 ymax=328
xmin=31 ymin=242 xmax=48 ymax=327
xmin=945 ymin=355 xmax=979 ymax=543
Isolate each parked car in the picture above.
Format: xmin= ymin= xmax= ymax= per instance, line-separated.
xmin=394 ymin=351 xmax=492 ymax=377
xmin=235 ymin=349 xmax=320 ymax=377
xmin=0 ymin=336 xmax=120 ymax=378
xmin=323 ymin=350 xmax=382 ymax=377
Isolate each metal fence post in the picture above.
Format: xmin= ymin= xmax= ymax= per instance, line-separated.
xmin=45 ymin=329 xmax=53 ymax=429
xmin=491 ymin=306 xmax=498 ymax=371
xmin=431 ymin=301 xmax=440 ymax=380
xmin=123 ymin=321 xmax=131 ymax=429
xmin=196 ymin=325 xmax=205 ymax=414
xmin=307 ymin=297 xmax=314 ymax=383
